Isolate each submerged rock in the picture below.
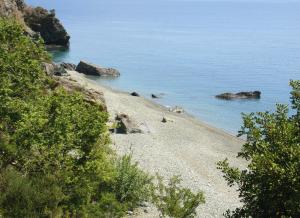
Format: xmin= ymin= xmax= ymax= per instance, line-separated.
xmin=76 ymin=61 xmax=120 ymax=77
xmin=216 ymin=91 xmax=261 ymax=100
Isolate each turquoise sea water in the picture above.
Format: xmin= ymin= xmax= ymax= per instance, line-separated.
xmin=28 ymin=0 xmax=300 ymax=134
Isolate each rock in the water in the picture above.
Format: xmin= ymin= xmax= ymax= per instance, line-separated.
xmin=131 ymin=92 xmax=140 ymax=97
xmin=169 ymin=106 xmax=184 ymax=114
xmin=76 ymin=61 xmax=120 ymax=77
xmin=115 ymin=113 xmax=142 ymax=134
xmin=24 ymin=7 xmax=70 ymax=47
xmin=216 ymin=91 xmax=261 ymax=100
xmin=60 ymin=62 xmax=76 ymax=71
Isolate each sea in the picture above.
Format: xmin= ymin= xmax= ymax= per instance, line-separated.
xmin=27 ymin=0 xmax=300 ymax=134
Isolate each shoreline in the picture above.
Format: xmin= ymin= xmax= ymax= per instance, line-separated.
xmin=85 ymin=75 xmax=242 ymax=141
xmin=65 ymin=70 xmax=245 ymax=217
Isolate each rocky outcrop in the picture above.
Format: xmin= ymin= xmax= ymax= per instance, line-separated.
xmin=216 ymin=91 xmax=261 ymax=100
xmin=54 ymin=75 xmax=106 ymax=109
xmin=76 ymin=61 xmax=120 ymax=77
xmin=24 ymin=7 xmax=70 ymax=47
xmin=0 ymin=0 xmax=70 ymax=48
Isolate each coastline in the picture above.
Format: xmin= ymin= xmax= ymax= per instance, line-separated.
xmin=66 ymin=70 xmax=245 ymax=217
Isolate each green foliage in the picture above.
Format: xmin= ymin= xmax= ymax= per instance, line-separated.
xmin=217 ymin=80 xmax=300 ymax=218
xmin=0 ymin=18 xmax=50 ymax=99
xmin=113 ymin=155 xmax=153 ymax=209
xmin=153 ymin=175 xmax=205 ymax=218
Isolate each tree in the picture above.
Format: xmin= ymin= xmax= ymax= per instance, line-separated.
xmin=217 ymin=80 xmax=300 ymax=218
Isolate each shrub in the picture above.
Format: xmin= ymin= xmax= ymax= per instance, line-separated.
xmin=217 ymin=80 xmax=300 ymax=218
xmin=153 ymin=175 xmax=205 ymax=218
xmin=113 ymin=155 xmax=153 ymax=209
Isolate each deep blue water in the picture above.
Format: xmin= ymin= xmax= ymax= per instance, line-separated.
xmin=28 ymin=0 xmax=300 ymax=134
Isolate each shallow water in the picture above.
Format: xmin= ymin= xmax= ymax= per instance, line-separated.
xmin=28 ymin=0 xmax=300 ymax=134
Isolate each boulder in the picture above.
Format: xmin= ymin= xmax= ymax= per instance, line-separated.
xmin=115 ymin=113 xmax=142 ymax=134
xmin=216 ymin=91 xmax=261 ymax=100
xmin=131 ymin=92 xmax=140 ymax=97
xmin=76 ymin=61 xmax=120 ymax=77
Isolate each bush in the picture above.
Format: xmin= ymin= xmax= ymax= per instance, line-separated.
xmin=217 ymin=80 xmax=300 ymax=218
xmin=153 ymin=175 xmax=205 ymax=218
xmin=113 ymin=155 xmax=153 ymax=209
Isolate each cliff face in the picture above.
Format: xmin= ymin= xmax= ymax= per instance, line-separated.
xmin=0 ymin=0 xmax=70 ymax=47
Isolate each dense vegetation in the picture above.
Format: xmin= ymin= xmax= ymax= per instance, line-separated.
xmin=218 ymin=81 xmax=300 ymax=217
xmin=0 ymin=19 xmax=204 ymax=217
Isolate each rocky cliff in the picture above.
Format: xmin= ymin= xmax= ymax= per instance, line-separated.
xmin=0 ymin=0 xmax=70 ymax=47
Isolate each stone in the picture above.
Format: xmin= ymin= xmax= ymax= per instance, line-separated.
xmin=115 ymin=113 xmax=142 ymax=134
xmin=76 ymin=61 xmax=120 ymax=77
xmin=131 ymin=92 xmax=140 ymax=97
xmin=162 ymin=117 xmax=167 ymax=123
xmin=216 ymin=91 xmax=261 ymax=100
